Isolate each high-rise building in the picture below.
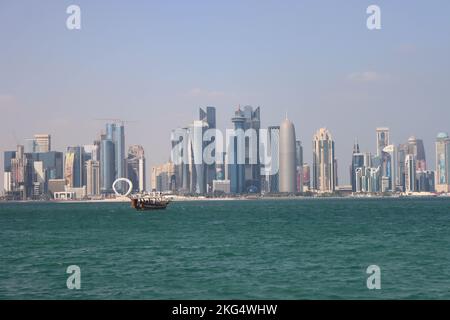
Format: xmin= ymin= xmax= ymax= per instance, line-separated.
xmin=350 ymin=140 xmax=365 ymax=192
xmin=3 ymin=171 xmax=12 ymax=193
xmin=279 ymin=119 xmax=297 ymax=193
xmin=416 ymin=170 xmax=435 ymax=192
xmin=261 ymin=125 xmax=279 ymax=193
xmin=34 ymin=134 xmax=51 ymax=153
xmin=396 ymin=143 xmax=408 ymax=191
xmin=65 ymin=146 xmax=85 ymax=188
xmin=407 ymin=136 xmax=427 ymax=171
xmin=171 ymin=127 xmax=190 ymax=192
xmin=405 ymin=154 xmax=416 ymax=192
xmin=302 ymin=164 xmax=310 ymax=191
xmin=32 ymin=161 xmax=45 ymax=199
xmin=199 ymin=106 xmax=216 ymax=192
xmin=312 ymin=128 xmax=336 ymax=192
xmin=229 ymin=107 xmax=246 ymax=193
xmin=435 ymin=132 xmax=450 ymax=193
xmin=228 ymin=105 xmax=261 ymax=193
xmin=295 ymin=140 xmax=303 ymax=193
xmin=106 ymin=123 xmax=126 ymax=191
xmin=127 ymin=145 xmax=146 ymax=192
xmin=381 ymin=145 xmax=397 ymax=192
xmin=100 ymin=137 xmax=115 ymax=194
xmin=189 ymin=120 xmax=208 ymax=194
xmin=242 ymin=106 xmax=261 ymax=192
xmin=376 ymin=128 xmax=389 ymax=157
xmin=151 ymin=162 xmax=176 ymax=192
xmin=7 ymin=145 xmax=28 ymax=199
xmin=86 ymin=160 xmax=100 ymax=196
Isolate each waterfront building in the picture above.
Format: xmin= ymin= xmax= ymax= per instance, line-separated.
xmin=127 ymin=145 xmax=146 ymax=192
xmin=279 ymin=118 xmax=297 ymax=193
xmin=407 ymin=136 xmax=427 ymax=171
xmin=228 ymin=105 xmax=261 ymax=194
xmin=302 ymin=164 xmax=310 ymax=191
xmin=32 ymin=161 xmax=45 ymax=199
xmin=65 ymin=146 xmax=85 ymax=188
xmin=416 ymin=170 xmax=435 ymax=192
xmin=48 ymin=179 xmax=66 ymax=198
xmin=100 ymin=137 xmax=115 ymax=194
xmin=229 ymin=106 xmax=246 ymax=193
xmin=106 ymin=122 xmax=126 ymax=192
xmin=381 ymin=145 xmax=397 ymax=192
xmin=405 ymin=154 xmax=416 ymax=192
xmin=200 ymin=106 xmax=217 ymax=192
xmin=86 ymin=160 xmax=100 ymax=196
xmin=312 ymin=128 xmax=336 ymax=192
xmin=296 ymin=140 xmax=303 ymax=193
xmin=151 ymin=162 xmax=176 ymax=192
xmin=350 ymin=140 xmax=365 ymax=192
xmin=397 ymin=143 xmax=408 ymax=191
xmin=261 ymin=125 xmax=279 ymax=193
xmin=212 ymin=179 xmax=231 ymax=194
xmin=435 ymin=132 xmax=450 ymax=193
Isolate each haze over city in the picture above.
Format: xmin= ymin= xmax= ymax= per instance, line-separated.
xmin=1 ymin=0 xmax=450 ymax=191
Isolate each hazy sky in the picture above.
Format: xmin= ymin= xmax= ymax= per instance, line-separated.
xmin=1 ymin=0 xmax=450 ymax=190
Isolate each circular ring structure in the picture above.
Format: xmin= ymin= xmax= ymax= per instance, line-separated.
xmin=112 ymin=178 xmax=133 ymax=197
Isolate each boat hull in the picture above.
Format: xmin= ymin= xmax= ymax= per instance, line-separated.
xmin=131 ymin=198 xmax=169 ymax=211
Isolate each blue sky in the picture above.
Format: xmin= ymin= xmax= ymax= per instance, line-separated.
xmin=1 ymin=0 xmax=450 ymax=189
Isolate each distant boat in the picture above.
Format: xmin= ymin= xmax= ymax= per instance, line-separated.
xmin=130 ymin=193 xmax=170 ymax=211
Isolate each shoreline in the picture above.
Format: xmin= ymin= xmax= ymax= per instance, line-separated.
xmin=1 ymin=193 xmax=449 ymax=204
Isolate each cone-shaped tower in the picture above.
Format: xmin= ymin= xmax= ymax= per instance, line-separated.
xmin=279 ymin=118 xmax=297 ymax=193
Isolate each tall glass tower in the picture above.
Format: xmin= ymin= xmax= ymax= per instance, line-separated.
xmin=100 ymin=137 xmax=115 ymax=194
xmin=105 ymin=123 xmax=125 ymax=192
xmin=229 ymin=107 xmax=246 ymax=193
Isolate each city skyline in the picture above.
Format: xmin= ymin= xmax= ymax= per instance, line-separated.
xmin=3 ymin=109 xmax=450 ymax=194
xmin=1 ymin=1 xmax=450 ymax=191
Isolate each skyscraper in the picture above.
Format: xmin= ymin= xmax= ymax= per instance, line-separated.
xmin=407 ymin=136 xmax=427 ymax=171
xmin=189 ymin=120 xmax=208 ymax=194
xmin=199 ymin=106 xmax=216 ymax=192
xmin=396 ymin=143 xmax=408 ymax=191
xmin=295 ymin=140 xmax=303 ymax=193
xmin=228 ymin=105 xmax=261 ymax=193
xmin=34 ymin=134 xmax=51 ymax=153
xmin=229 ymin=106 xmax=246 ymax=193
xmin=242 ymin=106 xmax=261 ymax=192
xmin=279 ymin=119 xmax=297 ymax=193
xmin=405 ymin=154 xmax=416 ymax=192
xmin=106 ymin=122 xmax=126 ymax=191
xmin=261 ymin=125 xmax=279 ymax=193
xmin=100 ymin=137 xmax=115 ymax=194
xmin=376 ymin=128 xmax=390 ymax=157
xmin=127 ymin=145 xmax=146 ymax=192
xmin=381 ymin=145 xmax=397 ymax=192
xmin=312 ymin=128 xmax=336 ymax=192
xmin=435 ymin=132 xmax=450 ymax=193
xmin=86 ymin=160 xmax=100 ymax=196
xmin=350 ymin=140 xmax=365 ymax=192
xmin=65 ymin=146 xmax=85 ymax=188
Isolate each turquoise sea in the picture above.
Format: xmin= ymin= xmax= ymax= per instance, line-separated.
xmin=0 ymin=198 xmax=449 ymax=299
